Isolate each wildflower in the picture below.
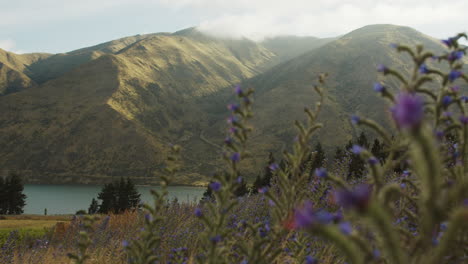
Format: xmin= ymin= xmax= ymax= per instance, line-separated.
xmin=435 ymin=130 xmax=444 ymax=140
xmin=351 ymin=145 xmax=363 ymax=154
xmin=373 ymin=249 xmax=381 ymax=259
xmin=461 ymin=96 xmax=468 ymax=102
xmin=258 ymin=186 xmax=268 ymax=194
xmin=391 ymin=93 xmax=424 ymax=130
xmin=227 ymin=116 xmax=239 ymax=125
xmin=122 ymin=240 xmax=129 ymax=248
xmin=145 ymin=214 xmax=152 ymax=222
xmin=234 ymin=85 xmax=243 ymax=95
xmin=441 ymin=37 xmax=455 ymax=47
xmin=305 ymin=255 xmax=318 ymax=264
xmin=377 ymin=64 xmax=388 ymax=73
xmin=227 ymin=103 xmax=240 ymax=112
xmin=447 ymin=51 xmax=464 ymax=61
xmin=389 ymin=43 xmax=398 ymax=49
xmin=194 ymin=208 xmax=203 ymax=217
xmin=229 ymin=127 xmax=238 ymax=134
xmin=209 ymin=182 xmax=222 ymax=191
xmin=339 ymin=221 xmax=353 ymax=235
xmin=459 ymin=116 xmax=468 ymax=124
xmin=224 ymin=137 xmax=233 ymax=145
xmin=442 ymin=96 xmax=452 ymax=107
xmin=230 ymin=152 xmax=241 ymax=163
xmin=448 ymin=70 xmax=462 ymax=82
xmin=419 ymin=64 xmax=429 ymax=74
xmin=351 ymin=115 xmax=360 ymax=125
xmin=269 ymin=163 xmax=279 ymax=171
xmin=368 ymin=157 xmax=379 ymax=165
xmin=210 ymin=235 xmax=222 ymax=244
xmin=293 ymin=201 xmax=315 ymax=229
xmin=450 ymin=86 xmax=460 ymax=93
xmin=315 ymin=168 xmax=327 ymax=178
xmin=373 ymin=82 xmax=385 ymax=92
xmin=335 ymin=184 xmax=372 ymax=212
xmin=237 ymin=176 xmax=243 ymax=183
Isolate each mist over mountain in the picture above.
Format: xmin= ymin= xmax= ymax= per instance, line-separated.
xmin=0 ymin=24 xmax=464 ymax=185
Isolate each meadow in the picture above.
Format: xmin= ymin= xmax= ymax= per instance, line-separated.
xmin=1 ymin=34 xmax=468 ymax=264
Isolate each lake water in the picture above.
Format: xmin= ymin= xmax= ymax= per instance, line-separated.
xmin=23 ymin=184 xmax=205 ymax=215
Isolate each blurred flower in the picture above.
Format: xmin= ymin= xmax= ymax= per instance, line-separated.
xmin=368 ymin=157 xmax=379 ymax=165
xmin=194 ymin=208 xmax=203 ymax=217
xmin=377 ymin=64 xmax=388 ymax=73
xmin=351 ymin=115 xmax=360 ymax=125
xmin=122 ymin=240 xmax=129 ymax=248
xmin=447 ymin=51 xmax=464 ymax=61
xmin=210 ymin=235 xmax=222 ymax=244
xmin=459 ymin=116 xmax=468 ymax=124
xmin=209 ymin=182 xmax=222 ymax=191
xmin=450 ymin=86 xmax=460 ymax=93
xmin=314 ymin=168 xmax=327 ymax=178
xmin=269 ymin=163 xmax=279 ymax=171
xmin=448 ymin=70 xmax=462 ymax=82
xmin=391 ymin=93 xmax=424 ymax=130
xmin=373 ymin=82 xmax=385 ymax=92
xmin=461 ymin=96 xmax=468 ymax=102
xmin=224 ymin=137 xmax=233 ymax=145
xmin=227 ymin=116 xmax=239 ymax=125
xmin=339 ymin=221 xmax=353 ymax=235
xmin=305 ymin=255 xmax=318 ymax=264
xmin=335 ymin=184 xmax=372 ymax=212
xmin=227 ymin=103 xmax=240 ymax=112
xmin=234 ymin=85 xmax=243 ymax=95
xmin=351 ymin=145 xmax=363 ymax=154
xmin=442 ymin=96 xmax=452 ymax=107
xmin=231 ymin=152 xmax=241 ymax=162
xmin=419 ymin=64 xmax=429 ymax=74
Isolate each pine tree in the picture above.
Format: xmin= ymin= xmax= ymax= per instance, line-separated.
xmin=5 ymin=173 xmax=27 ymax=215
xmin=98 ymin=183 xmax=116 ymax=214
xmin=234 ymin=178 xmax=249 ymax=197
xmin=88 ymin=198 xmax=99 ymax=214
xmin=371 ymin=138 xmax=388 ymax=164
xmin=125 ymin=178 xmax=141 ymax=210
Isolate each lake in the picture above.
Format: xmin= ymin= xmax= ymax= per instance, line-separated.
xmin=23 ymin=184 xmax=205 ymax=215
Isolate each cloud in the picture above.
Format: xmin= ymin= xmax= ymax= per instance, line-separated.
xmin=0 ymin=39 xmax=27 ymax=53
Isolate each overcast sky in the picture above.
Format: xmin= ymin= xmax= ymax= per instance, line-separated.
xmin=1 ymin=0 xmax=467 ymax=54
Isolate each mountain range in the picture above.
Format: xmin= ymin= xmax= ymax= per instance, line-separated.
xmin=0 ymin=24 xmax=465 ymax=185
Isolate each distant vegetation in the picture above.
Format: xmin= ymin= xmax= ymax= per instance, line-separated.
xmin=0 ymin=173 xmax=26 ymax=215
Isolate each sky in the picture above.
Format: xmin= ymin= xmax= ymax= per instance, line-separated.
xmin=1 ymin=0 xmax=467 ymax=54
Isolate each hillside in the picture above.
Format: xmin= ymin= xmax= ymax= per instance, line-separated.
xmin=1 ymin=25 xmax=463 ymax=185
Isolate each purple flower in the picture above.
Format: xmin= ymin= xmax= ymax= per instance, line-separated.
xmin=269 ymin=163 xmax=279 ymax=171
xmin=227 ymin=116 xmax=239 ymax=125
xmin=293 ymin=201 xmax=315 ymax=228
xmin=335 ymin=184 xmax=372 ymax=212
xmin=442 ymin=96 xmax=452 ymax=107
xmin=391 ymin=93 xmax=424 ymax=130
xmin=373 ymin=82 xmax=385 ymax=92
xmin=305 ymin=255 xmax=318 ymax=264
xmin=122 ymin=240 xmax=129 ymax=248
xmin=145 ymin=213 xmax=152 ymax=222
xmin=314 ymin=168 xmax=327 ymax=178
xmin=461 ymin=96 xmax=468 ymax=103
xmin=441 ymin=37 xmax=455 ymax=47
xmin=389 ymin=43 xmax=398 ymax=49
xmin=209 ymin=181 xmax=222 ymax=191
xmin=351 ymin=115 xmax=360 ymax=125
xmin=258 ymin=186 xmax=268 ymax=194
xmin=210 ymin=235 xmax=222 ymax=244
xmin=419 ymin=64 xmax=429 ymax=74
xmin=351 ymin=145 xmax=363 ymax=154
xmin=229 ymin=127 xmax=238 ymax=134
xmin=194 ymin=208 xmax=203 ymax=217
xmin=339 ymin=221 xmax=353 ymax=235
xmin=447 ymin=51 xmax=464 ymax=61
xmin=448 ymin=70 xmax=462 ymax=82
xmin=234 ymin=85 xmax=243 ymax=95
xmin=459 ymin=116 xmax=468 ymax=124
xmin=435 ymin=130 xmax=444 ymax=140
xmin=400 ymin=183 xmax=406 ymax=189
xmin=237 ymin=176 xmax=243 ymax=183
xmin=377 ymin=64 xmax=388 ymax=73
xmin=368 ymin=157 xmax=379 ymax=165
xmin=227 ymin=103 xmax=240 ymax=112
xmin=373 ymin=249 xmax=381 ymax=259
xmin=230 ymin=152 xmax=241 ymax=162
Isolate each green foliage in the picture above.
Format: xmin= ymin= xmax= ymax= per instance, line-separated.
xmin=67 ymin=215 xmax=100 ymax=264
xmin=96 ymin=178 xmax=141 ymax=214
xmin=0 ymin=173 xmax=27 ymax=215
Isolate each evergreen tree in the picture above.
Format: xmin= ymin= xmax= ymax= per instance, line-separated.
xmin=98 ymin=183 xmax=116 ymax=214
xmin=234 ymin=178 xmax=249 ymax=197
xmin=88 ymin=198 xmax=99 ymax=214
xmin=125 ymin=178 xmax=141 ymax=210
xmin=357 ymin=132 xmax=370 ymax=148
xmin=5 ymin=173 xmax=27 ymax=215
xmin=371 ymin=138 xmax=388 ymax=164
xmin=201 ymin=182 xmax=214 ymax=202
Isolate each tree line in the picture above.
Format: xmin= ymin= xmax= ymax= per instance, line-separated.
xmin=88 ymin=178 xmax=141 ymax=214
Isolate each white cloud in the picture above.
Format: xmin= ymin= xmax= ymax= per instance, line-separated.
xmin=0 ymin=39 xmax=16 ymax=51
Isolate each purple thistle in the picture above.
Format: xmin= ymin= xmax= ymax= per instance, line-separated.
xmin=373 ymin=82 xmax=385 ymax=92
xmin=227 ymin=103 xmax=240 ymax=112
xmin=442 ymin=96 xmax=452 ymax=107
xmin=435 ymin=130 xmax=444 ymax=140
xmin=229 ymin=127 xmax=238 ymax=134
xmin=450 ymin=86 xmax=460 ymax=93
xmin=227 ymin=116 xmax=239 ymax=125
xmin=314 ymin=168 xmax=327 ymax=178
xmin=351 ymin=115 xmax=360 ymax=125
xmin=377 ymin=64 xmax=388 ymax=73
xmin=122 ymin=240 xmax=129 ymax=248
xmin=293 ymin=201 xmax=315 ymax=229
xmin=210 ymin=235 xmax=222 ymax=244
xmin=351 ymin=145 xmax=363 ymax=154
xmin=459 ymin=116 xmax=468 ymax=124
xmin=339 ymin=221 xmax=353 ymax=235
xmin=335 ymin=184 xmax=372 ymax=212
xmin=419 ymin=64 xmax=429 ymax=74
xmin=194 ymin=208 xmax=203 ymax=217
xmin=269 ymin=163 xmax=279 ymax=171
xmin=441 ymin=37 xmax=455 ymax=47
xmin=237 ymin=176 xmax=243 ymax=183
xmin=391 ymin=93 xmax=424 ymax=130
xmin=258 ymin=186 xmax=268 ymax=194
xmin=234 ymin=85 xmax=243 ymax=95
xmin=230 ymin=152 xmax=241 ymax=162
xmin=448 ymin=70 xmax=462 ymax=82
xmin=209 ymin=181 xmax=222 ymax=191
xmin=461 ymin=96 xmax=468 ymax=103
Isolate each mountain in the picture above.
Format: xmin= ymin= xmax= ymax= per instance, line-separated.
xmin=0 ymin=25 xmax=463 ymax=185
